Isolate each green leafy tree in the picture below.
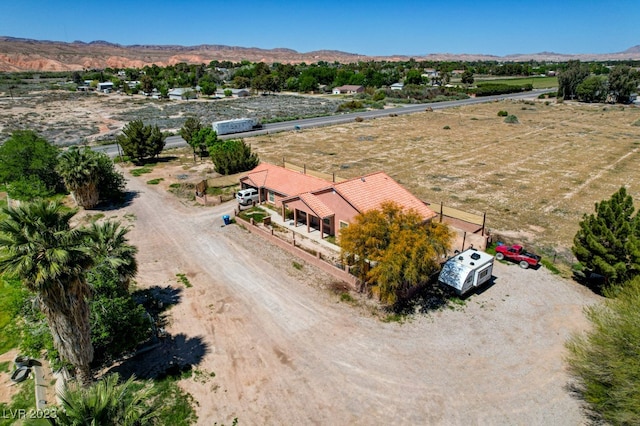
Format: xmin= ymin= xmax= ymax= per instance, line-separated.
xmin=557 ymin=60 xmax=590 ymax=100
xmin=0 ymin=201 xmax=94 ymax=385
xmin=57 ymin=147 xmax=102 ymax=209
xmin=55 ymin=373 xmax=160 ymax=425
xmin=573 ymin=187 xmax=640 ymax=288
xmin=298 ymin=75 xmax=318 ymax=93
xmin=87 ymin=265 xmax=150 ymax=362
xmin=140 ymin=75 xmax=154 ymax=94
xmin=0 ymin=130 xmax=62 ymax=199
xmin=340 ymin=201 xmax=453 ymax=303
xmin=576 ymin=75 xmax=607 ymax=103
xmin=405 ymin=69 xmax=423 ymax=85
xmin=116 ymin=120 xmax=166 ymax=163
xmin=208 ymin=139 xmax=259 ymax=175
xmin=191 ymin=127 xmax=218 ymax=159
xmin=180 ymin=117 xmax=204 ymax=161
xmin=461 ymin=69 xmax=474 ymax=85
xmin=565 ymin=275 xmax=640 ymax=424
xmin=95 ymin=152 xmax=126 ymax=204
xmin=607 ymin=64 xmax=640 ymax=104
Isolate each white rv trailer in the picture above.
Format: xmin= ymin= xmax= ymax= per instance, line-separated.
xmin=438 ymin=248 xmax=494 ymax=295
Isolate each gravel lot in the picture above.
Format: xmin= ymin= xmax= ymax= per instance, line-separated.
xmin=107 ymin=166 xmax=600 ymax=425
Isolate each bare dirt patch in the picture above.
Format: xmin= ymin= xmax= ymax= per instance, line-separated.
xmin=247 ymin=100 xmax=640 ymax=261
xmin=106 ymin=168 xmax=600 ymax=425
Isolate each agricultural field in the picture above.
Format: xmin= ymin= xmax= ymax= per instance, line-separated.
xmin=247 ymin=99 xmax=640 ymax=265
xmin=473 ymin=75 xmax=558 ymax=89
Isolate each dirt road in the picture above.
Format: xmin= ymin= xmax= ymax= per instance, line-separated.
xmin=118 ymin=169 xmax=599 ymax=425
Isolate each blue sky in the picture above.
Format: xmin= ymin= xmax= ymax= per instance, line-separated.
xmin=1 ymin=1 xmax=638 ymax=56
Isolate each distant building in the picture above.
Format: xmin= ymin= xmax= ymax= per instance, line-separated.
xmin=332 ymin=85 xmax=365 ymax=95
xmin=97 ymin=82 xmax=114 ymax=93
xmin=390 ymin=82 xmax=404 ymax=91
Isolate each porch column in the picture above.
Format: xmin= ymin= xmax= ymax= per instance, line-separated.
xmin=320 ymin=218 xmax=324 ymax=239
xmin=306 ymin=214 xmax=310 ymax=233
xmin=293 ymin=209 xmax=297 ymax=227
xmin=281 ymin=203 xmax=286 ymax=222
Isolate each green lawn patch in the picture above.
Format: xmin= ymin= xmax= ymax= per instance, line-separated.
xmin=0 ymin=279 xmax=29 ymax=355
xmin=147 ymin=178 xmax=164 ymax=185
xmin=475 ymin=76 xmax=558 ymax=89
xmin=130 ymin=167 xmax=154 ymax=177
xmin=237 ymin=206 xmax=267 ymax=223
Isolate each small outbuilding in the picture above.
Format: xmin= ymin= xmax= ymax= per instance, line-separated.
xmin=438 ymin=248 xmax=494 ymax=296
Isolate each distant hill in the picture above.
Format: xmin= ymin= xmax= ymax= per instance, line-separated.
xmin=0 ymin=36 xmax=639 ymax=72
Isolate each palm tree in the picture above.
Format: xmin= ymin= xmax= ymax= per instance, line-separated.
xmin=57 ymin=147 xmax=100 ymax=209
xmin=0 ymin=200 xmax=94 ymax=385
xmin=55 ymin=373 xmax=159 ymax=425
xmin=86 ymin=221 xmax=138 ymax=291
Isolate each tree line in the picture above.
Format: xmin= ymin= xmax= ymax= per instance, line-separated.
xmin=43 ymin=58 xmax=590 ymax=97
xmin=557 ymin=61 xmax=639 ymax=103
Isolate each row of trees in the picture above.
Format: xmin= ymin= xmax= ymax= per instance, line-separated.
xmin=0 ymin=130 xmax=125 ymax=207
xmin=65 ymin=57 xmax=574 ymax=97
xmin=557 ymin=61 xmax=639 ymax=103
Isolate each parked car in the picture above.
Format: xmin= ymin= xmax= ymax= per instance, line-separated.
xmin=236 ymin=188 xmax=259 ymax=205
xmin=495 ymin=244 xmax=541 ymax=269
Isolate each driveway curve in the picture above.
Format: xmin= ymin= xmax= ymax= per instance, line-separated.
xmin=119 ymin=168 xmax=597 ymax=425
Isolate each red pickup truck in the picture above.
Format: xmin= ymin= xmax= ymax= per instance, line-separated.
xmin=495 ymin=244 xmax=541 ymax=269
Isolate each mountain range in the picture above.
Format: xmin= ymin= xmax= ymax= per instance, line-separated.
xmin=1 ymin=36 xmax=639 ymax=72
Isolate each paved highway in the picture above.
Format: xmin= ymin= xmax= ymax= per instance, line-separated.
xmin=93 ymin=89 xmax=553 ymax=157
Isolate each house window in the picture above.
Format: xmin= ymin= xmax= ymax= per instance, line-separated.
xmin=479 ymin=268 xmax=489 ymax=279
xmin=268 ymin=191 xmax=275 ymax=203
xmin=339 ymin=220 xmax=349 ymax=229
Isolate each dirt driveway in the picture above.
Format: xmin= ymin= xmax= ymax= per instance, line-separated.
xmin=114 ymin=168 xmax=599 ymax=425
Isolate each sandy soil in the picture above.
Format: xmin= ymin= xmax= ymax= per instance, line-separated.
xmin=103 ymin=166 xmax=600 ymax=425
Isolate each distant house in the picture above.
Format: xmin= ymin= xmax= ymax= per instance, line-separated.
xmin=239 ymin=163 xmax=436 ymax=238
xmin=332 ymin=85 xmax=365 ymax=95
xmin=168 ymin=88 xmax=197 ymax=100
xmin=422 ymin=69 xmax=438 ymax=78
xmin=390 ymin=82 xmax=404 ymax=91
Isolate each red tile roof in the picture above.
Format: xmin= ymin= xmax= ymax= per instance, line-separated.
xmin=241 ymin=163 xmax=331 ymax=196
xmin=333 ymin=172 xmax=436 ymax=221
xmin=298 ymin=192 xmax=334 ymax=218
xmin=243 ymin=164 xmax=436 ymax=222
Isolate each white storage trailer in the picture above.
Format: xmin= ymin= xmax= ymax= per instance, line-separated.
xmin=212 ymin=118 xmax=257 ymax=135
xmin=438 ymin=248 xmax=494 ymax=295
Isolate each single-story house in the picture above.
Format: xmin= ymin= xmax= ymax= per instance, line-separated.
xmin=239 ymin=163 xmax=331 ymax=207
xmin=239 ymin=163 xmax=436 ymax=238
xmin=390 ymin=82 xmax=404 ymax=91
xmin=332 ymin=85 xmax=365 ymax=95
xmin=168 ymin=88 xmax=197 ymax=100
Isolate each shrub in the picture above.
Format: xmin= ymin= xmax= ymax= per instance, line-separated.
xmin=337 ymin=100 xmax=364 ymax=112
xmin=443 ymin=125 xmax=451 ymax=130
xmin=497 ymin=110 xmax=509 ymax=117
xmin=566 ymin=276 xmax=640 ymax=424
xmin=504 ymin=115 xmax=519 ymax=124
xmin=354 ymin=116 xmax=364 ymax=122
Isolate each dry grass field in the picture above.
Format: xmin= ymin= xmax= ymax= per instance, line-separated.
xmin=248 ymin=99 xmax=640 ymax=263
